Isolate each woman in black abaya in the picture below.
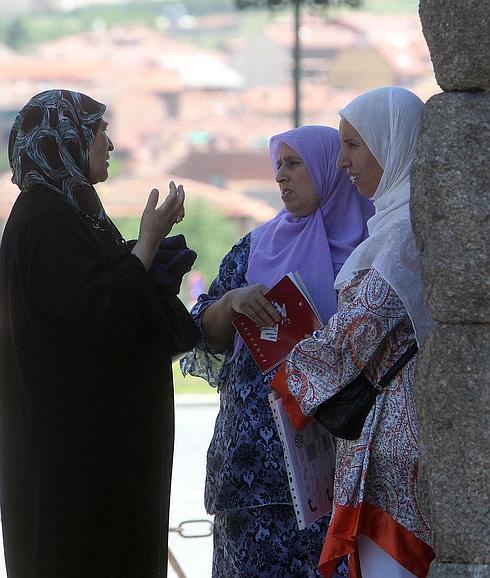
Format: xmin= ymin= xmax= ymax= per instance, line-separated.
xmin=0 ymin=89 xmax=199 ymax=577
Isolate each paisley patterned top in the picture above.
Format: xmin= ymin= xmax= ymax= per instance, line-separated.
xmin=286 ymin=267 xmax=432 ymax=546
xmin=181 ymin=234 xmax=295 ymax=514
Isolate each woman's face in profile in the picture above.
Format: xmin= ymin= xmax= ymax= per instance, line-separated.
xmin=337 ymin=118 xmax=383 ymax=198
xmin=275 ymin=143 xmax=319 ymax=218
xmin=88 ymin=118 xmax=114 ymax=184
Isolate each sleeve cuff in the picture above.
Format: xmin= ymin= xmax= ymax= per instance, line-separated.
xmin=271 ymin=363 xmax=312 ymax=431
xmin=117 ymin=252 xmax=151 ymax=290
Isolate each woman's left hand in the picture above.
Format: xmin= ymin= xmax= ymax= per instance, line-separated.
xmin=131 ymin=181 xmax=186 ymax=270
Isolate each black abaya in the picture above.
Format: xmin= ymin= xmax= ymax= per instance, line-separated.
xmin=0 ymin=188 xmax=199 ymax=577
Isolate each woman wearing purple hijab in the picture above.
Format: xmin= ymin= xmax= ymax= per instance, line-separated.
xmin=181 ymin=126 xmax=373 ymax=577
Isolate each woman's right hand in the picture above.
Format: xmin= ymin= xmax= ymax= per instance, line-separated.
xmin=201 ymin=284 xmax=281 ymax=353
xmin=131 ymin=181 xmax=185 ymax=270
xmin=227 ymin=284 xmax=281 ymax=327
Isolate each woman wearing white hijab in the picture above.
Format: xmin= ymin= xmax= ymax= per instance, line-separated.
xmin=272 ymin=87 xmax=435 ymax=578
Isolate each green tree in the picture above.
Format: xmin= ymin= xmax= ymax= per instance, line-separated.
xmin=5 ymin=17 xmax=28 ymax=50
xmin=114 ymin=198 xmax=241 ymax=299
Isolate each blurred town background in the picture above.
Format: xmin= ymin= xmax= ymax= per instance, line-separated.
xmin=0 ymin=0 xmax=438 ymax=304
xmin=0 ymin=1 xmax=439 ymax=575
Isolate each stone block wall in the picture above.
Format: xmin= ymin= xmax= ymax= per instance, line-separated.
xmin=412 ymin=1 xmax=490 ymax=576
xmin=419 ymin=0 xmax=490 ymax=91
xmin=412 ymin=93 xmax=490 ymax=323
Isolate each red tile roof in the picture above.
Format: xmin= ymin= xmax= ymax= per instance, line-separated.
xmin=170 ymin=149 xmax=275 ymax=183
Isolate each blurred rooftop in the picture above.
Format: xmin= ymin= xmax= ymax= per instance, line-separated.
xmin=0 ymin=9 xmax=439 ymax=228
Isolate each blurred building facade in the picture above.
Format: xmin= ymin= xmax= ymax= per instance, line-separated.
xmin=0 ymin=9 xmax=439 ymax=228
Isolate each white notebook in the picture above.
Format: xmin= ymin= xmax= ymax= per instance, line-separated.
xmin=268 ymin=391 xmax=336 ymax=530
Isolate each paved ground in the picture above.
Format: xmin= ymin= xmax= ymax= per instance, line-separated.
xmin=0 ymin=394 xmax=219 ymax=578
xmin=168 ymin=395 xmax=219 ymax=578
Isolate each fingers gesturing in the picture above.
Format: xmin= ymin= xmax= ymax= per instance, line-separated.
xmin=140 ymin=181 xmax=186 ymax=244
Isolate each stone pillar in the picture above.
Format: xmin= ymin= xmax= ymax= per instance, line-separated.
xmin=411 ymin=1 xmax=490 ymax=576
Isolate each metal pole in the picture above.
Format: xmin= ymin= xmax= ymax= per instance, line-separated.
xmin=168 ymin=548 xmax=187 ymax=578
xmin=293 ymin=0 xmax=301 ymax=127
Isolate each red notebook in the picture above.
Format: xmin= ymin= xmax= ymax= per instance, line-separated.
xmin=232 ymin=272 xmax=323 ymax=374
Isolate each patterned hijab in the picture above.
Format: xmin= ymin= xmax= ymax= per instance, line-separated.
xmin=8 ymin=89 xmax=119 ymax=238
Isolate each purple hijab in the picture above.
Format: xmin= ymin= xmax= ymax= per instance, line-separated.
xmin=246 ymin=125 xmax=374 ymax=324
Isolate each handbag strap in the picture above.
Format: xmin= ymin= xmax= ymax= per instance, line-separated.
xmin=375 ymin=343 xmax=419 ymax=392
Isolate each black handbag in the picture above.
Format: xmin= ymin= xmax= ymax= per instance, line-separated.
xmin=314 ymin=343 xmax=418 ymax=440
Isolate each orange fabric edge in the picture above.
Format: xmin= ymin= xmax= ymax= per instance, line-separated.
xmin=270 ymin=363 xmax=311 ymax=430
xmin=319 ymin=502 xmax=435 ymax=578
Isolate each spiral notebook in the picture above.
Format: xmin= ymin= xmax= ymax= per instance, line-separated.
xmin=268 ymin=391 xmax=336 ymax=530
xmin=233 ymin=272 xmax=322 ymax=374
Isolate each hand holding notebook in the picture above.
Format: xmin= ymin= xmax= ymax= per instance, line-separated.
xmin=233 ymin=272 xmax=323 ymax=374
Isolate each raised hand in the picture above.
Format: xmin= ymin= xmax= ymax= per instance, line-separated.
xmin=140 ymin=182 xmax=185 ymax=241
xmin=131 ymin=181 xmax=186 ymax=270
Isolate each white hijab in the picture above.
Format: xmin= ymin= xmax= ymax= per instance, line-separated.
xmin=334 ymin=87 xmax=433 ymax=345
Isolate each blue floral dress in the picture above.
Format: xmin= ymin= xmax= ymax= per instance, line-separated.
xmin=181 ymin=235 xmax=348 ymax=578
